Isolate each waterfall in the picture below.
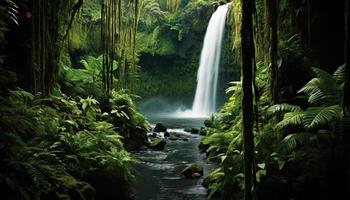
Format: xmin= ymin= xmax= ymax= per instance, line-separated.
xmin=191 ymin=3 xmax=230 ymax=117
xmin=169 ymin=3 xmax=230 ymax=118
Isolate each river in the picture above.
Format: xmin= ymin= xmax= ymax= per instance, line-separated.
xmin=134 ymin=117 xmax=216 ymax=200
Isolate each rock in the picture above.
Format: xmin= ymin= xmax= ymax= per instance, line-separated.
xmin=124 ymin=127 xmax=148 ymax=150
xmin=184 ymin=128 xmax=191 ymax=132
xmin=182 ymin=138 xmax=189 ymax=141
xmin=164 ymin=131 xmax=170 ymax=137
xmin=199 ymin=130 xmax=207 ymax=136
xmin=169 ymin=135 xmax=179 ymax=141
xmin=184 ymin=128 xmax=200 ymax=134
xmin=181 ymin=163 xmax=204 ymax=178
xmin=139 ymin=145 xmax=148 ymax=150
xmin=149 ymin=138 xmax=167 ymax=151
xmin=154 ymin=123 xmax=167 ymax=132
xmin=204 ymin=119 xmax=214 ymax=127
xmin=192 ymin=173 xmax=202 ymax=179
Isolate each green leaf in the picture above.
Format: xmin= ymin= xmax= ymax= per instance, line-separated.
xmin=256 ymin=169 xmax=267 ymax=183
xmin=82 ymin=102 xmax=88 ymax=110
xmin=257 ymin=163 xmax=266 ymax=169
xmin=267 ymin=103 xmax=302 ymax=116
xmin=276 ymin=111 xmax=304 ymax=130
xmin=303 ymin=105 xmax=341 ymax=129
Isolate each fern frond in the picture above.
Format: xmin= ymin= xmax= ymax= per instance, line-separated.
xmin=276 ymin=111 xmax=304 ymax=130
xmin=332 ymin=64 xmax=345 ymax=84
xmin=279 ymin=132 xmax=313 ymax=154
xmin=267 ymin=103 xmax=302 ymax=116
xmin=303 ymin=105 xmax=341 ymax=129
xmin=298 ymin=67 xmax=339 ymax=105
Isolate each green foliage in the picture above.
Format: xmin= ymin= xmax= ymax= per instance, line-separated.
xmin=139 ymin=0 xmax=167 ymax=25
xmin=0 ymin=88 xmax=141 ymax=199
xmin=201 ymin=60 xmax=345 ymax=199
xmin=298 ymin=67 xmax=343 ymax=105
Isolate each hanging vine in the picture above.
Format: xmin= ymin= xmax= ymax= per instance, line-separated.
xmin=101 ymin=0 xmax=139 ymax=94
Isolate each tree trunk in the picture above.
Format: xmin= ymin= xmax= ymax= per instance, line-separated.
xmin=241 ymin=0 xmax=255 ymax=199
xmin=344 ymin=1 xmax=350 ymax=114
xmin=343 ymin=0 xmax=350 ymax=197
xmin=31 ymin=0 xmax=61 ymax=96
xmin=267 ymin=0 xmax=279 ymax=105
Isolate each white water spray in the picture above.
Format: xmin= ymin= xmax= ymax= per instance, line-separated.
xmin=173 ymin=3 xmax=230 ymax=118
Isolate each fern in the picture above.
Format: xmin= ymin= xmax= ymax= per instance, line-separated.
xmin=267 ymin=103 xmax=302 ymax=116
xmin=278 ymin=132 xmax=314 ymax=154
xmin=303 ymin=105 xmax=341 ymax=129
xmin=332 ymin=64 xmax=345 ymax=84
xmin=298 ymin=67 xmax=341 ymax=105
xmin=276 ymin=111 xmax=304 ymax=130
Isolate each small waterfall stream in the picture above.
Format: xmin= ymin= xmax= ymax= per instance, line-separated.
xmin=191 ymin=3 xmax=230 ymax=117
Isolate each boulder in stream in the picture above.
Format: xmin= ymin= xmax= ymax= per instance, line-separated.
xmin=199 ymin=129 xmax=207 ymax=136
xmin=169 ymin=135 xmax=179 ymax=141
xmin=184 ymin=128 xmax=200 ymax=134
xmin=149 ymin=138 xmax=167 ymax=150
xmin=154 ymin=123 xmax=167 ymax=132
xmin=204 ymin=119 xmax=214 ymax=127
xmin=181 ymin=163 xmax=204 ymax=178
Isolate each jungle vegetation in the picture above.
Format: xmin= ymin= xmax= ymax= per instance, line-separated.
xmin=0 ymin=0 xmax=349 ymax=200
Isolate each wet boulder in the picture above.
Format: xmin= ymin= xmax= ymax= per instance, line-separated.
xmin=154 ymin=123 xmax=167 ymax=132
xmin=149 ymin=138 xmax=167 ymax=151
xmin=169 ymin=135 xmax=179 ymax=141
xmin=192 ymin=173 xmax=202 ymax=179
xmin=199 ymin=128 xmax=207 ymax=136
xmin=204 ymin=119 xmax=214 ymax=127
xmin=181 ymin=163 xmax=204 ymax=178
xmin=182 ymin=138 xmax=189 ymax=141
xmin=164 ymin=131 xmax=170 ymax=137
xmin=184 ymin=128 xmax=200 ymax=134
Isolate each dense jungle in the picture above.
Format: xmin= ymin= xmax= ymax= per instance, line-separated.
xmin=0 ymin=0 xmax=349 ymax=199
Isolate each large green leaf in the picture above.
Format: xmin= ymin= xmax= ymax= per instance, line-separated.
xmin=267 ymin=103 xmax=302 ymax=116
xmin=276 ymin=111 xmax=304 ymax=130
xmin=303 ymin=105 xmax=341 ymax=129
xmin=298 ymin=67 xmax=339 ymax=105
xmin=279 ymin=132 xmax=313 ymax=154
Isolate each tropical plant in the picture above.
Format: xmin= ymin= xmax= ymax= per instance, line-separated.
xmin=139 ymin=0 xmax=167 ymax=25
xmin=0 ymin=87 xmax=139 ymax=199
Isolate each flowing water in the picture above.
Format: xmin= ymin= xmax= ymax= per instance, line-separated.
xmin=134 ymin=117 xmax=216 ymax=200
xmin=191 ymin=3 xmax=230 ymax=117
xmin=134 ymin=4 xmax=230 ymax=199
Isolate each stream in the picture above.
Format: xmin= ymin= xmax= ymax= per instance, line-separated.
xmin=134 ymin=117 xmax=216 ymax=200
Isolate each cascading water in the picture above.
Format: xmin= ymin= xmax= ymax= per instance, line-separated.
xmin=172 ymin=3 xmax=230 ymax=118
xmin=191 ymin=3 xmax=230 ymax=117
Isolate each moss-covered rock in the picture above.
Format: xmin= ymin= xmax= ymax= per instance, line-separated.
xmin=149 ymin=138 xmax=167 ymax=150
xmin=154 ymin=123 xmax=167 ymax=132
xmin=181 ymin=163 xmax=204 ymax=178
xmin=204 ymin=119 xmax=214 ymax=127
xmin=169 ymin=135 xmax=179 ymax=141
